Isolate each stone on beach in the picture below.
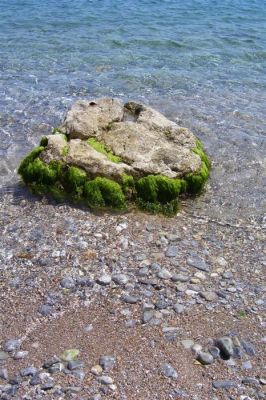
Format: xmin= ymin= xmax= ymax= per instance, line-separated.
xmin=18 ymin=98 xmax=210 ymax=214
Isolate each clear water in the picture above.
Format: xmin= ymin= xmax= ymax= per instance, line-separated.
xmin=0 ymin=0 xmax=265 ymax=221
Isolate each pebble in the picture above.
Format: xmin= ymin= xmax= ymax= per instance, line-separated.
xmin=165 ymin=246 xmax=178 ymax=257
xmin=84 ymin=324 xmax=93 ymax=332
xmin=98 ymin=375 xmax=114 ymax=385
xmin=112 ymin=274 xmax=128 ymax=285
xmin=0 ymin=369 xmax=8 ymax=380
xmin=12 ymin=350 xmax=28 ymax=360
xmin=200 ymin=291 xmax=218 ymax=302
xmin=91 ymin=365 xmax=103 ymax=376
xmin=0 ymin=352 xmax=9 ymax=361
xmin=142 ymin=310 xmax=155 ymax=323
xmin=181 ymin=339 xmax=194 ymax=349
xmin=176 ymin=283 xmax=187 ymax=292
xmin=161 ymin=363 xmax=178 ymax=379
xmin=71 ymin=369 xmax=85 ymax=380
xmin=157 ymin=269 xmax=172 ymax=280
xmin=43 ymin=356 xmax=61 ymax=369
xmin=241 ymin=340 xmax=256 ymax=356
xmin=173 ymin=303 xmax=185 ymax=314
xmin=192 ymin=344 xmax=202 ymax=354
xmin=171 ymin=274 xmax=190 ymax=283
xmin=3 ymin=339 xmax=21 ymax=352
xmin=212 ymin=380 xmax=237 ymax=389
xmin=209 ymin=346 xmax=220 ymax=359
xmin=215 ymin=336 xmax=234 ymax=359
xmin=60 ymin=276 xmax=76 ymax=289
xmin=242 ymin=360 xmax=252 ymax=369
xmin=194 ymin=271 xmax=206 ymax=280
xmin=60 ymin=349 xmax=80 ymax=361
xmin=41 ymin=379 xmax=54 ymax=391
xmin=68 ymin=360 xmax=84 ymax=370
xmin=97 ymin=275 xmax=111 ymax=286
xmin=39 ymin=304 xmax=54 ymax=316
xmin=30 ymin=374 xmax=42 ymax=386
xmin=99 ymin=355 xmax=116 ymax=370
xmin=187 ymin=256 xmax=209 ymax=271
xmin=242 ymin=377 xmax=259 ymax=386
xmin=121 ymin=294 xmax=139 ymax=304
xmin=20 ymin=366 xmax=38 ymax=377
xmin=197 ymin=351 xmax=214 ymax=365
xmin=172 ymin=388 xmax=189 ymax=398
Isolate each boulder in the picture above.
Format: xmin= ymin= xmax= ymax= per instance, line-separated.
xmin=18 ymin=98 xmax=210 ymax=215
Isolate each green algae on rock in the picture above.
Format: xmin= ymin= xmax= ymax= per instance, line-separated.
xmin=18 ymin=98 xmax=211 ymax=215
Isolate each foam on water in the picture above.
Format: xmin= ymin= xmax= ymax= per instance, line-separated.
xmin=0 ymin=0 xmax=265 ymax=221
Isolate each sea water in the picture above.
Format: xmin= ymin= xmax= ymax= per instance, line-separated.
xmin=0 ymin=0 xmax=265 ymax=221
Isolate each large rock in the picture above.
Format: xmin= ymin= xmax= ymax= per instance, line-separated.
xmin=58 ymin=98 xmax=201 ymax=179
xmin=18 ymin=98 xmax=210 ymax=214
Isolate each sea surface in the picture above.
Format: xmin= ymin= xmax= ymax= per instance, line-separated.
xmin=0 ymin=0 xmax=265 ymax=222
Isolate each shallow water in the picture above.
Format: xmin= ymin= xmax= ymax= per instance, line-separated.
xmin=0 ymin=0 xmax=265 ymax=222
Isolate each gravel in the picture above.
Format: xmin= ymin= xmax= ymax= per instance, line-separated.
xmin=0 ymin=191 xmax=265 ymax=400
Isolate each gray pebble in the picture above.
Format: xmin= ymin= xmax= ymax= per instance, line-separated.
xmin=97 ymin=275 xmax=111 ymax=286
xmin=209 ymin=346 xmax=220 ymax=359
xmin=71 ymin=369 xmax=85 ymax=380
xmin=41 ymin=379 xmax=54 ymax=391
xmin=215 ymin=336 xmax=234 ymax=359
xmin=173 ymin=303 xmax=185 ymax=314
xmin=121 ymin=294 xmax=139 ymax=304
xmin=20 ymin=366 xmax=38 ymax=377
xmin=112 ymin=274 xmax=128 ymax=285
xmin=30 ymin=374 xmax=42 ymax=386
xmin=142 ymin=310 xmax=155 ymax=324
xmin=166 ymin=246 xmax=178 ymax=257
xmin=171 ymin=274 xmax=190 ymax=283
xmin=0 ymin=352 xmax=9 ymax=361
xmin=242 ymin=360 xmax=252 ymax=369
xmin=199 ymin=291 xmax=217 ymax=302
xmin=197 ymin=351 xmax=214 ymax=365
xmin=161 ymin=363 xmax=178 ymax=379
xmin=187 ymin=256 xmax=209 ymax=271
xmin=3 ymin=339 xmax=21 ymax=352
xmin=43 ymin=356 xmax=61 ymax=369
xmin=157 ymin=269 xmax=172 ymax=280
xmin=99 ymin=356 xmax=116 ymax=371
xmin=12 ymin=350 xmax=28 ymax=360
xmin=241 ymin=340 xmax=256 ymax=356
xmin=84 ymin=324 xmax=93 ymax=332
xmin=68 ymin=360 xmax=84 ymax=371
xmin=212 ymin=380 xmax=237 ymax=389
xmin=39 ymin=304 xmax=54 ymax=316
xmin=0 ymin=369 xmax=8 ymax=380
xmin=98 ymin=375 xmax=113 ymax=385
xmin=242 ymin=377 xmax=259 ymax=386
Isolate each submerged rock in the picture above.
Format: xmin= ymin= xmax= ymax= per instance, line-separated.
xmin=18 ymin=98 xmax=210 ymax=215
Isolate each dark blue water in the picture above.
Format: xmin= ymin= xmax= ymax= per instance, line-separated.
xmin=0 ymin=0 xmax=265 ymax=220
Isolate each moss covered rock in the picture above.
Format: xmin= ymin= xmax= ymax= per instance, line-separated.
xmin=18 ymin=98 xmax=211 ymax=215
